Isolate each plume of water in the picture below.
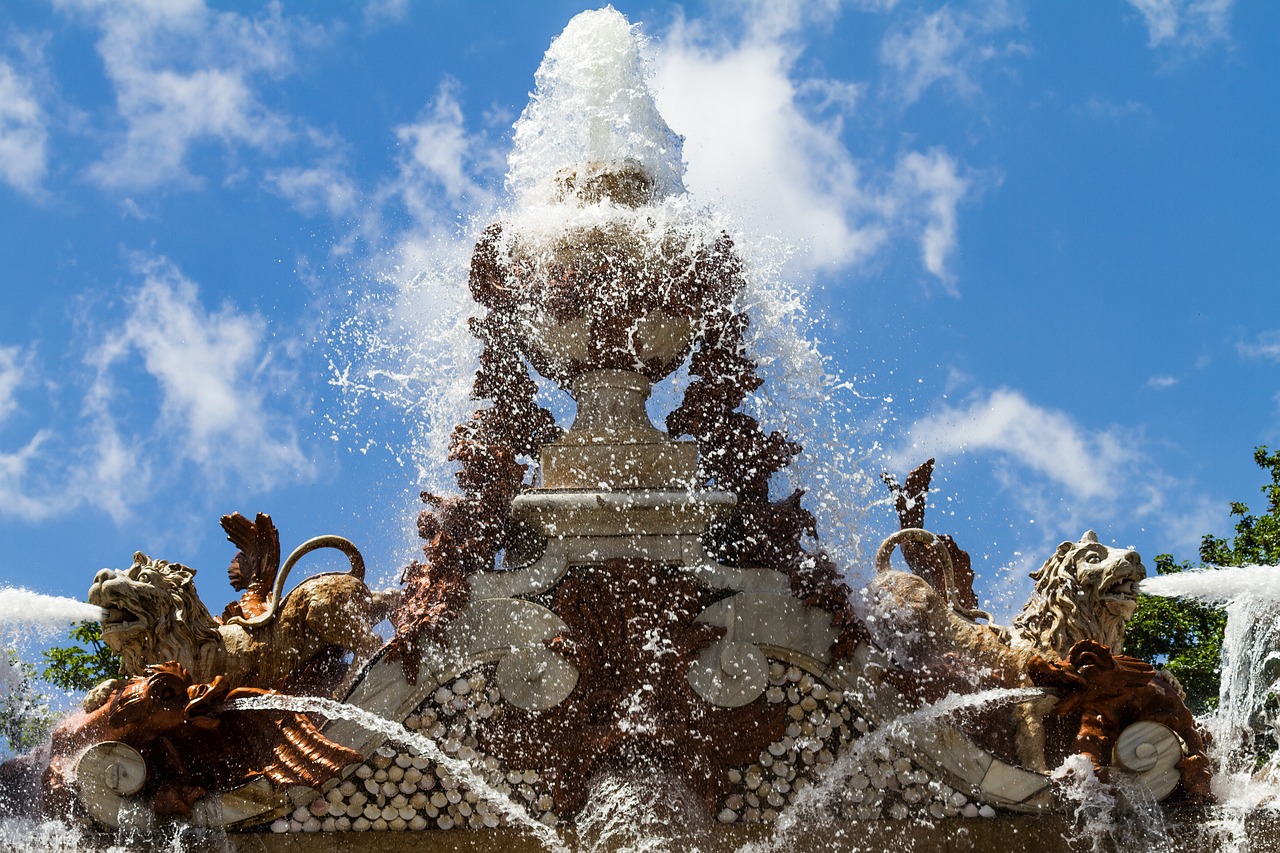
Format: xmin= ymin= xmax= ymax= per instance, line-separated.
xmin=507 ymin=7 xmax=684 ymax=206
xmin=573 ymin=770 xmax=704 ymax=853
xmin=0 ymin=588 xmax=101 ymax=634
xmin=1140 ymin=565 xmax=1280 ymax=852
xmin=0 ymin=587 xmax=101 ymax=716
xmin=224 ymin=694 xmax=570 ymax=853
xmin=1140 ymin=567 xmax=1280 ymax=775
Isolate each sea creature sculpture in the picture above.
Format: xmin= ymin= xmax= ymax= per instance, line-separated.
xmin=85 ymin=527 xmax=390 ymax=710
xmin=1028 ymin=640 xmax=1213 ymax=802
xmin=42 ymin=662 xmax=360 ymax=818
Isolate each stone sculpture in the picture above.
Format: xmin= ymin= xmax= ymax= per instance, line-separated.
xmin=867 ymin=528 xmax=1153 ymax=772
xmin=42 ymin=662 xmax=360 ymax=820
xmin=85 ymin=527 xmax=388 ymax=710
xmin=869 ymin=530 xmax=1147 ymax=688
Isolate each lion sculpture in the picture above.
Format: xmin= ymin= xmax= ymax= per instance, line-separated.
xmin=868 ymin=529 xmax=1145 ymax=683
xmin=86 ymin=538 xmax=389 ymax=711
xmin=865 ymin=529 xmax=1150 ymax=771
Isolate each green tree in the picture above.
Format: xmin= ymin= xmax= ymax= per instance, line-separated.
xmin=1126 ymin=445 xmax=1280 ymax=714
xmin=41 ymin=620 xmax=119 ymax=692
xmin=1 ymin=651 xmax=58 ymax=754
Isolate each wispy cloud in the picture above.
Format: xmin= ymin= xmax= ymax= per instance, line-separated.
xmin=1082 ymin=96 xmax=1153 ymax=119
xmin=901 ymin=387 xmax=1140 ymax=501
xmin=0 ymin=346 xmax=30 ymax=424
xmin=895 ymin=386 xmax=1215 ymax=557
xmin=363 ymin=0 xmax=409 ymax=31
xmin=0 ymin=59 xmax=49 ymax=197
xmin=86 ymin=255 xmax=313 ymax=490
xmin=52 ymin=0 xmax=324 ymax=191
xmin=652 ymin=6 xmax=979 ymax=285
xmin=878 ymin=3 xmax=1030 ymax=106
xmin=389 ymin=78 xmax=501 ymax=225
xmin=1238 ymin=329 xmax=1280 ymax=362
xmin=885 ymin=148 xmax=973 ymax=292
xmin=1147 ymin=375 xmax=1178 ymax=389
xmin=1126 ymin=0 xmax=1234 ymax=51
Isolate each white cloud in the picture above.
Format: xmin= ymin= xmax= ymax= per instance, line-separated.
xmin=0 ymin=346 xmax=30 ymax=424
xmin=885 ymin=148 xmax=972 ymax=292
xmin=896 ymin=386 xmax=1217 ymax=557
xmin=269 ymin=162 xmax=360 ymax=219
xmin=1238 ymin=330 xmax=1280 ymax=362
xmin=0 ymin=60 xmax=49 ymax=197
xmin=879 ymin=4 xmax=1029 ymax=106
xmin=1126 ymin=0 xmax=1233 ymax=50
xmin=52 ymin=0 xmax=321 ymax=190
xmin=86 ymin=255 xmax=312 ymax=490
xmin=391 ymin=78 xmax=501 ymax=221
xmin=0 ymin=347 xmax=58 ymax=520
xmin=363 ymin=0 xmax=409 ymax=30
xmin=1082 ymin=97 xmax=1153 ymax=119
xmin=1147 ymin=374 xmax=1178 ymax=389
xmin=902 ymin=388 xmax=1140 ymax=501
xmin=652 ymin=8 xmax=977 ymax=284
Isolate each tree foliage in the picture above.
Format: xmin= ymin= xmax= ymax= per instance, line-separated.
xmin=1126 ymin=446 xmax=1280 ymax=714
xmin=41 ymin=620 xmax=119 ymax=692
xmin=1 ymin=651 xmax=58 ymax=754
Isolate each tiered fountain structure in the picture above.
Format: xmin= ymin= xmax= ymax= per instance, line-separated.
xmin=1 ymin=8 xmax=1258 ymax=852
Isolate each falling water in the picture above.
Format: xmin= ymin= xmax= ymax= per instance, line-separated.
xmin=0 ymin=587 xmax=101 ymax=739
xmin=224 ymin=694 xmax=571 ymax=853
xmin=737 ymin=687 xmax=1045 ymax=853
xmin=1139 ymin=565 xmax=1280 ymax=852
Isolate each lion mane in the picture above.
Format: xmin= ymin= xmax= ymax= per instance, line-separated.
xmin=87 ymin=551 xmax=386 ymax=710
xmin=1009 ymin=530 xmax=1146 ymax=661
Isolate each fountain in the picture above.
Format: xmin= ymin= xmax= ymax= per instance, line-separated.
xmin=0 ymin=7 xmax=1270 ymax=852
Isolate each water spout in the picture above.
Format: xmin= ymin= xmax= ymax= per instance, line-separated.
xmin=224 ymin=694 xmax=571 ymax=853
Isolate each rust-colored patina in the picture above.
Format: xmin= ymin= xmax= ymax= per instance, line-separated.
xmin=219 ymin=512 xmax=279 ymax=623
xmin=882 ymin=458 xmax=978 ymax=610
xmin=1029 ymin=639 xmax=1213 ymax=802
xmin=469 ymin=560 xmax=787 ymax=816
xmin=43 ymin=663 xmax=360 ymax=818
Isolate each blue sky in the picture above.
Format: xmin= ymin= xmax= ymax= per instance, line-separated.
xmin=0 ymin=0 xmax=1276 ymax=622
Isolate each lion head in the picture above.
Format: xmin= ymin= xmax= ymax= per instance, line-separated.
xmin=1010 ymin=531 xmax=1146 ymax=660
xmin=88 ymin=552 xmax=221 ymax=678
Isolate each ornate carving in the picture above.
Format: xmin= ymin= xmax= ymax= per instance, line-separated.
xmin=467 ymin=561 xmax=786 ymax=817
xmin=43 ymin=663 xmax=359 ymax=818
xmin=667 ymin=306 xmax=862 ymax=659
xmin=1029 ymin=640 xmax=1212 ymax=802
xmin=219 ymin=512 xmax=279 ymax=622
xmin=87 ymin=539 xmax=386 ymax=707
xmin=882 ymin=459 xmax=978 ymax=610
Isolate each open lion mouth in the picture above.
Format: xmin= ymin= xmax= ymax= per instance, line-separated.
xmin=101 ymin=605 xmax=146 ymax=635
xmin=1101 ymin=575 xmax=1144 ymax=604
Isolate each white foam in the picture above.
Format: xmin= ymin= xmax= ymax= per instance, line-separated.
xmin=1139 ymin=564 xmax=1280 ymax=605
xmin=507 ymin=7 xmax=685 ymax=206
